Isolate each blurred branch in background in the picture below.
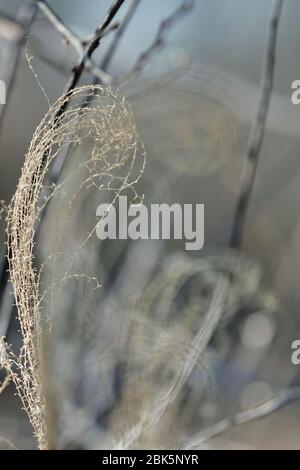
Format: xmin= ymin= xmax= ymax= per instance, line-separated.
xmin=100 ymin=0 xmax=141 ymax=71
xmin=36 ymin=0 xmax=113 ymax=84
xmin=0 ymin=1 xmax=38 ymax=337
xmin=185 ymin=387 xmax=300 ymax=449
xmin=0 ymin=1 xmax=37 ymax=126
xmin=230 ymin=0 xmax=284 ymax=249
xmin=118 ymin=0 xmax=196 ymax=85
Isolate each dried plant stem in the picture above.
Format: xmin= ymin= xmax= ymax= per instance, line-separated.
xmin=4 ymin=85 xmax=145 ymax=449
xmin=0 ymin=0 xmax=129 ymax=337
xmin=230 ymin=0 xmax=283 ymax=249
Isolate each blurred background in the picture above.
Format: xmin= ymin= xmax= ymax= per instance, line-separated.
xmin=0 ymin=0 xmax=300 ymax=450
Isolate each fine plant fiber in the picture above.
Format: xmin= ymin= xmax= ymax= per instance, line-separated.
xmin=1 ymin=85 xmax=146 ymax=449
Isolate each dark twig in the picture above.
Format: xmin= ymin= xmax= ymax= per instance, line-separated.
xmin=230 ymin=0 xmax=283 ymax=249
xmin=118 ymin=0 xmax=196 ymax=84
xmin=54 ymin=0 xmax=126 ymax=118
xmin=184 ymin=386 xmax=300 ymax=449
xmin=36 ymin=0 xmax=113 ymax=84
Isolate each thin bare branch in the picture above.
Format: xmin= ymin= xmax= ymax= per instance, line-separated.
xmin=84 ymin=0 xmax=126 ymax=58
xmin=118 ymin=0 xmax=196 ymax=84
xmin=101 ymin=0 xmax=142 ymax=71
xmin=36 ymin=0 xmax=82 ymax=53
xmin=36 ymin=0 xmax=121 ymax=53
xmin=62 ymin=0 xmax=125 ymax=95
xmin=36 ymin=0 xmax=112 ymax=85
xmin=230 ymin=0 xmax=284 ymax=248
xmin=184 ymin=387 xmax=300 ymax=449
